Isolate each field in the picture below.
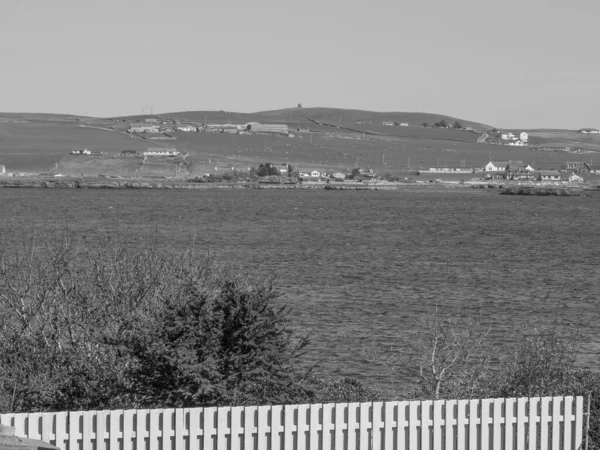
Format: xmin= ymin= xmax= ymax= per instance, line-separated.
xmin=2 ymin=109 xmax=600 ymax=176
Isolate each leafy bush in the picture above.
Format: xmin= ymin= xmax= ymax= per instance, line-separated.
xmin=0 ymin=230 xmax=310 ymax=412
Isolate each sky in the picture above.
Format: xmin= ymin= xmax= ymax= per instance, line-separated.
xmin=1 ymin=0 xmax=599 ymax=128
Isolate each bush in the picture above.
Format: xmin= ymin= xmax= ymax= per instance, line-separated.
xmin=0 ymin=230 xmax=310 ymax=412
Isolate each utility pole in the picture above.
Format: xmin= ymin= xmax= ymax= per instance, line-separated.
xmin=383 ymin=153 xmax=386 ymax=164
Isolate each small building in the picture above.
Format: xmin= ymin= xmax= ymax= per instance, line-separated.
xmin=332 ymin=172 xmax=346 ymax=180
xmin=129 ymin=123 xmax=160 ymax=133
xmin=484 ymin=161 xmax=508 ymax=172
xmin=485 ymin=172 xmax=506 ymax=180
xmin=536 ymin=170 xmax=562 ymax=181
xmin=579 ymin=128 xmax=600 ymax=134
xmin=520 ymin=132 xmax=529 ymax=143
xmin=177 ymin=125 xmax=196 ymax=132
xmin=143 ymin=148 xmax=180 ymax=157
xmin=400 ymin=123 xmax=409 ymax=127
xmin=71 ymin=149 xmax=91 ymax=155
xmin=382 ymin=121 xmax=397 ymax=126
xmin=0 ymin=165 xmax=5 ymax=174
xmin=501 ymin=134 xmax=509 ymax=140
xmin=244 ymin=122 xmax=289 ymax=136
xmin=145 ymin=118 xmax=159 ymax=124
xmin=569 ymin=174 xmax=583 ymax=183
xmin=121 ymin=150 xmax=139 ymax=157
xmin=310 ymin=170 xmax=321 ymax=178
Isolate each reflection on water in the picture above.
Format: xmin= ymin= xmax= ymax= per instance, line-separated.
xmin=1 ymin=188 xmax=599 ymax=387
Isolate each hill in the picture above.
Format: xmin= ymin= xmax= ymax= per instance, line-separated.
xmin=2 ymin=109 xmax=600 ymax=177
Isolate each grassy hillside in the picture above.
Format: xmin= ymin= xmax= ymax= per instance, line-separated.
xmin=2 ymin=109 xmax=600 ymax=176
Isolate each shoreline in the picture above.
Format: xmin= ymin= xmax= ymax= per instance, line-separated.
xmin=0 ymin=178 xmax=596 ymax=191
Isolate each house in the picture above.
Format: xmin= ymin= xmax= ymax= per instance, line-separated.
xmin=121 ymin=150 xmax=139 ymax=157
xmin=579 ymin=128 xmax=600 ymax=134
xmin=400 ymin=123 xmax=409 ymax=127
xmin=70 ymin=149 xmax=91 ymax=155
xmin=561 ymin=161 xmax=591 ymax=173
xmin=129 ymin=123 xmax=160 ymax=133
xmin=143 ymin=148 xmax=180 ymax=157
xmin=569 ymin=174 xmax=583 ymax=183
xmin=332 ymin=172 xmax=346 ymax=180
xmin=382 ymin=121 xmax=397 ymax=126
xmin=484 ymin=161 xmax=508 ymax=172
xmin=485 ymin=172 xmax=506 ymax=180
xmin=310 ymin=170 xmax=320 ymax=178
xmin=536 ymin=170 xmax=562 ymax=181
xmin=144 ymin=118 xmax=159 ymax=124
xmin=501 ymin=134 xmax=509 ymax=140
xmin=520 ymin=132 xmax=529 ymax=143
xmin=177 ymin=125 xmax=196 ymax=132
xmin=0 ymin=165 xmax=5 ymax=174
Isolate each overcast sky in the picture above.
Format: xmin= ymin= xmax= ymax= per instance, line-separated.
xmin=1 ymin=0 xmax=598 ymax=128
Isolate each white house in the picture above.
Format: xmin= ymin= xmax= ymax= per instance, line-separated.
xmin=580 ymin=128 xmax=600 ymax=134
xmin=537 ymin=170 xmax=562 ymax=181
xmin=332 ymin=172 xmax=346 ymax=180
xmin=143 ymin=148 xmax=180 ymax=157
xmin=177 ymin=125 xmax=196 ymax=132
xmin=310 ymin=170 xmax=321 ymax=177
xmin=520 ymin=132 xmax=529 ymax=142
xmin=484 ymin=161 xmax=508 ymax=172
xmin=501 ymin=134 xmax=509 ymax=140
xmin=569 ymin=174 xmax=583 ymax=183
xmin=0 ymin=165 xmax=5 ymax=174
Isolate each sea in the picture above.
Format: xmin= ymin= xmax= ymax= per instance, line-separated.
xmin=1 ymin=187 xmax=599 ymax=389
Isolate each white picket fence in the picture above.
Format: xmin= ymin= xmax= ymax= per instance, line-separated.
xmin=0 ymin=396 xmax=584 ymax=450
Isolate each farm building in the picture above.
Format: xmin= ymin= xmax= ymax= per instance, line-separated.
xmin=569 ymin=174 xmax=583 ymax=183
xmin=244 ymin=122 xmax=289 ymax=136
xmin=536 ymin=170 xmax=562 ymax=181
xmin=71 ymin=149 xmax=91 ymax=155
xmin=0 ymin=165 xmax=5 ymax=174
xmin=177 ymin=125 xmax=197 ymax=132
xmin=579 ymin=128 xmax=599 ymax=134
xmin=143 ymin=148 xmax=180 ymax=157
xmin=121 ymin=150 xmax=139 ymax=157
xmin=145 ymin=118 xmax=159 ymax=124
xmin=332 ymin=172 xmax=346 ymax=180
xmin=484 ymin=161 xmax=508 ymax=172
xmin=129 ymin=123 xmax=160 ymax=133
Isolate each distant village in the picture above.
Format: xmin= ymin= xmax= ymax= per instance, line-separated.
xmin=127 ymin=118 xmax=290 ymax=136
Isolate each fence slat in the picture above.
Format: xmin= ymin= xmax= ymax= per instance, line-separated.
xmin=384 ymin=402 xmax=397 ymax=450
xmin=309 ymin=404 xmax=321 ymax=450
xmin=516 ymin=398 xmax=526 ymax=450
xmin=359 ymin=403 xmax=370 ymax=450
xmin=297 ymin=405 xmax=309 ymax=450
xmin=540 ymin=397 xmax=551 ymax=450
xmin=574 ymin=396 xmax=584 ymax=450
xmin=445 ymin=400 xmax=457 ymax=450
xmin=54 ymin=412 xmax=68 ymax=450
xmin=135 ymin=410 xmax=147 ymax=450
xmin=230 ymin=407 xmax=244 ymax=450
xmin=481 ymin=399 xmax=491 ymax=450
xmin=492 ymin=399 xmax=503 ymax=450
xmin=563 ymin=396 xmax=573 ymax=450
xmin=1 ymin=395 xmax=584 ymax=450
xmin=202 ymin=407 xmax=217 ymax=450
xmin=69 ymin=412 xmax=81 ymax=450
xmin=432 ymin=400 xmax=443 ymax=450
xmin=270 ymin=405 xmax=283 ymax=450
xmin=505 ymin=397 xmax=516 ymax=450
xmin=457 ymin=400 xmax=468 ymax=449
xmin=372 ymin=402 xmax=383 ymax=450
xmin=283 ymin=405 xmax=295 ymax=450
xmin=552 ymin=398 xmax=561 ymax=450
xmin=420 ymin=401 xmax=431 ymax=450
xmin=257 ymin=406 xmax=269 ymax=450
xmin=109 ymin=410 xmax=121 ymax=450
xmin=469 ymin=399 xmax=479 ymax=450
xmin=123 ymin=410 xmax=135 ymax=450
xmin=217 ymin=407 xmax=229 ymax=450
xmin=244 ymin=406 xmax=257 ymax=450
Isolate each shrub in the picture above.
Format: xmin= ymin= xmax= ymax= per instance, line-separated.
xmin=0 ymin=230 xmax=310 ymax=412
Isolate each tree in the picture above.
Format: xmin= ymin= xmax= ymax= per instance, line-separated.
xmin=421 ymin=122 xmax=429 ymax=128
xmin=452 ymin=121 xmax=463 ymax=129
xmin=255 ymin=163 xmax=280 ymax=177
xmin=433 ymin=120 xmax=447 ymax=128
xmin=367 ymin=309 xmax=492 ymax=400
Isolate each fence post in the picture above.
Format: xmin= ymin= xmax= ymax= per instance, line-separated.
xmin=585 ymin=394 xmax=591 ymax=450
